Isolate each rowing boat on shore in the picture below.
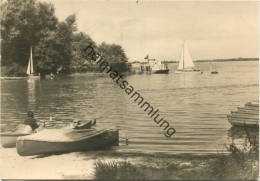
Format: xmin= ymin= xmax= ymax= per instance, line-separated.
xmin=227 ymin=101 xmax=259 ymax=127
xmin=230 ymin=111 xmax=259 ymax=119
xmin=1 ymin=125 xmax=33 ymax=148
xmin=1 ymin=133 xmax=31 ymax=148
xmin=237 ymin=107 xmax=259 ymax=115
xmin=227 ymin=115 xmax=258 ymax=127
xmin=16 ymin=128 xmax=119 ymax=156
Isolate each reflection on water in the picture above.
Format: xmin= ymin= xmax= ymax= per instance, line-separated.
xmin=27 ymin=79 xmax=37 ymax=111
xmin=1 ymin=61 xmax=259 ymax=155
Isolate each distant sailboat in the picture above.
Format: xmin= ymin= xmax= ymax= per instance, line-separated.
xmin=27 ymin=47 xmax=40 ymax=79
xmin=210 ymin=62 xmax=218 ymax=74
xmin=175 ymin=42 xmax=200 ymax=73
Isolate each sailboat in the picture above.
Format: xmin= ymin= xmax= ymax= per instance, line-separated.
xmin=175 ymin=42 xmax=200 ymax=73
xmin=27 ymin=47 xmax=40 ymax=79
xmin=210 ymin=62 xmax=218 ymax=74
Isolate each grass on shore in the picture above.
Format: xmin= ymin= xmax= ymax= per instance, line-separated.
xmin=95 ymin=152 xmax=258 ymax=180
xmin=94 ymin=127 xmax=259 ymax=180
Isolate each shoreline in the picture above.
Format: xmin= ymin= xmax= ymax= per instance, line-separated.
xmin=1 ymin=147 xmax=258 ymax=180
xmin=1 ymin=59 xmax=258 ymax=78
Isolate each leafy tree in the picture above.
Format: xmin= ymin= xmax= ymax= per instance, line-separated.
xmin=98 ymin=42 xmax=128 ymax=63
xmin=1 ymin=0 xmax=129 ymax=75
xmin=35 ymin=14 xmax=77 ymax=74
xmin=71 ymin=32 xmax=97 ymax=72
xmin=1 ymin=0 xmax=58 ymax=66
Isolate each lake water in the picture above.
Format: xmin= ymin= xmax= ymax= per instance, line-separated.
xmin=1 ymin=61 xmax=259 ymax=155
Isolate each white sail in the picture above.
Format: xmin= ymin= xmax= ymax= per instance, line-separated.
xmin=26 ymin=57 xmax=31 ymax=75
xmin=177 ymin=42 xmax=195 ymax=70
xmin=26 ymin=47 xmax=34 ymax=75
xmin=177 ymin=46 xmax=184 ymax=70
xmin=183 ymin=43 xmax=194 ymax=69
xmin=30 ymin=47 xmax=34 ymax=74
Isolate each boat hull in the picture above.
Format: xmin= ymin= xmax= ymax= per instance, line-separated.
xmin=16 ymin=129 xmax=119 ymax=156
xmin=151 ymin=69 xmax=169 ymax=74
xmin=211 ymin=71 xmax=218 ymax=74
xmin=27 ymin=75 xmax=40 ymax=80
xmin=227 ymin=116 xmax=258 ymax=127
xmin=175 ymin=69 xmax=200 ymax=73
xmin=227 ymin=101 xmax=259 ymax=127
xmin=227 ymin=113 xmax=259 ymax=127
xmin=1 ymin=133 xmax=31 ymax=148
xmin=0 ymin=77 xmax=27 ymax=80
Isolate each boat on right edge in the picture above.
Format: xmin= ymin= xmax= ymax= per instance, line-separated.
xmin=175 ymin=42 xmax=200 ymax=73
xmin=227 ymin=101 xmax=259 ymax=127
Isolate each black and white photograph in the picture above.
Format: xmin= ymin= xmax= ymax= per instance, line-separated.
xmin=0 ymin=0 xmax=259 ymax=180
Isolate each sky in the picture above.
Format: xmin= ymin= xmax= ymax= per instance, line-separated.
xmin=46 ymin=0 xmax=258 ymax=61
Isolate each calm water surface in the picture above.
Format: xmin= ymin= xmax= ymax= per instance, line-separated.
xmin=1 ymin=61 xmax=258 ymax=155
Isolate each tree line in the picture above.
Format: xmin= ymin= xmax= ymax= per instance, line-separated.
xmin=1 ymin=0 xmax=128 ymax=76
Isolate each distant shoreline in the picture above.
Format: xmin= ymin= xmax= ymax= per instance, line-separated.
xmin=160 ymin=58 xmax=259 ymax=64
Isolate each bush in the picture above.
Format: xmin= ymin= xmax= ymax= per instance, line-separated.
xmin=208 ymin=126 xmax=259 ymax=180
xmin=95 ymin=160 xmax=146 ymax=180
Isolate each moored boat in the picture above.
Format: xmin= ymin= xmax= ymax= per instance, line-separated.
xmin=227 ymin=101 xmax=259 ymax=127
xmin=1 ymin=133 xmax=31 ymax=148
xmin=210 ymin=62 xmax=218 ymax=74
xmin=16 ymin=128 xmax=119 ymax=156
xmin=211 ymin=71 xmax=218 ymax=74
xmin=245 ymin=102 xmax=259 ymax=110
xmin=0 ymin=77 xmax=27 ymax=80
xmin=1 ymin=125 xmax=33 ymax=148
xmin=237 ymin=107 xmax=259 ymax=114
xmin=152 ymin=69 xmax=169 ymax=74
xmin=227 ymin=115 xmax=258 ymax=127
xmin=150 ymin=60 xmax=169 ymax=74
xmin=144 ymin=55 xmax=169 ymax=74
xmin=230 ymin=111 xmax=259 ymax=119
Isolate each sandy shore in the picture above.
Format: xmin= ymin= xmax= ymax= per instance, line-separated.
xmin=0 ymin=147 xmax=142 ymax=179
xmin=0 ymin=146 xmax=258 ymax=180
xmin=0 ymin=147 xmax=96 ymax=179
xmin=0 ymin=146 xmax=206 ymax=179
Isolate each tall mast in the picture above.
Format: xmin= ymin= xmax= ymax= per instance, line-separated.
xmin=183 ymin=43 xmax=185 ymax=70
xmin=30 ymin=47 xmax=34 ymax=74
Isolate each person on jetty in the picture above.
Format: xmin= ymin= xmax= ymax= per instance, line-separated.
xmin=24 ymin=111 xmax=39 ymax=131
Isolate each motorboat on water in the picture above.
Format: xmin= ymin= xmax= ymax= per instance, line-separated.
xmin=175 ymin=42 xmax=200 ymax=73
xmin=16 ymin=127 xmax=119 ymax=156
